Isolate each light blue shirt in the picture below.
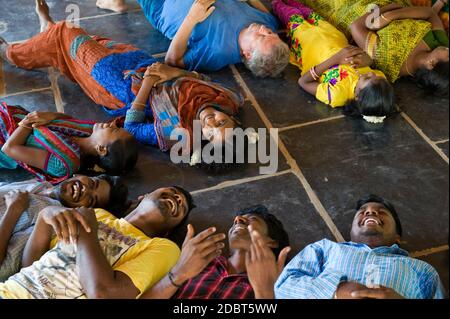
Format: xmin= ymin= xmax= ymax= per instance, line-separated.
xmin=142 ymin=0 xmax=278 ymax=71
xmin=275 ymin=239 xmax=445 ymax=299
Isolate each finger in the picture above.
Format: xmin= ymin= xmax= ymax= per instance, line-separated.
xmin=245 ymin=250 xmax=252 ymax=268
xmin=182 ymin=224 xmax=195 ymax=247
xmin=200 ymin=233 xmax=226 ymax=246
xmin=203 ymin=248 xmax=222 ymax=264
xmin=250 ymin=239 xmax=257 ymax=262
xmin=250 ymin=229 xmax=265 ymax=258
xmin=350 ymin=289 xmax=383 ymax=299
xmin=192 ymin=227 xmax=217 ymax=244
xmin=49 ymin=218 xmax=63 ymax=242
xmin=63 ymin=211 xmax=78 ymax=243
xmin=205 ymin=6 xmax=215 ymax=16
xmin=277 ymin=246 xmax=291 ymax=274
xmin=73 ymin=210 xmax=91 ymax=233
xmin=201 ymin=241 xmax=225 ymax=257
xmin=56 ymin=214 xmax=70 ymax=243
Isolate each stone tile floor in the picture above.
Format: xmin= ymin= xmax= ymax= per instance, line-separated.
xmin=0 ymin=0 xmax=448 ymax=296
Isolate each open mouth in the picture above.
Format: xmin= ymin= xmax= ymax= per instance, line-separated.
xmin=70 ymin=180 xmax=86 ymax=202
xmin=232 ymin=224 xmax=248 ymax=234
xmin=362 ymin=217 xmax=382 ymax=227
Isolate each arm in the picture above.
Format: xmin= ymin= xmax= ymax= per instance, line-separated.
xmin=165 ymin=0 xmax=216 ymax=68
xmin=0 ymin=191 xmax=29 ymax=264
xmin=1 ymin=125 xmax=49 ymax=170
xmin=433 ymin=0 xmax=448 ymax=13
xmin=350 ymin=3 xmax=404 ymax=49
xmin=382 ymin=7 xmax=444 ymax=29
xmin=75 ymin=207 xmax=140 ymax=299
xmin=140 ymin=225 xmax=225 ymax=299
xmin=298 ymin=46 xmax=367 ymax=96
xmin=247 ymin=0 xmax=270 ymax=13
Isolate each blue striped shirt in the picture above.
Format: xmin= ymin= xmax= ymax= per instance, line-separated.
xmin=275 ymin=239 xmax=445 ymax=299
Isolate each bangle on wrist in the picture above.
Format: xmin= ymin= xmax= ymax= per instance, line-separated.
xmin=168 ymin=270 xmax=184 ymax=288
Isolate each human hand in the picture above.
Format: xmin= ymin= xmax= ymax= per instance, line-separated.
xmin=187 ymin=0 xmax=216 ymax=24
xmin=245 ymin=226 xmax=291 ymax=299
xmin=41 ymin=207 xmax=93 ymax=244
xmin=335 ymin=46 xmax=366 ymax=66
xmin=335 ymin=281 xmax=369 ymax=299
xmin=4 ymin=190 xmax=29 ymax=213
xmin=350 ymin=286 xmax=405 ymax=299
xmin=22 ymin=111 xmax=60 ymax=127
xmin=144 ymin=62 xmax=186 ymax=86
xmin=170 ymin=224 xmax=226 ymax=285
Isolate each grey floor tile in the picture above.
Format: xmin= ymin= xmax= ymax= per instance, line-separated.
xmin=280 ymin=116 xmax=449 ymax=252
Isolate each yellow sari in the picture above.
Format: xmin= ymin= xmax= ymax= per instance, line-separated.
xmin=298 ymin=0 xmax=432 ymax=82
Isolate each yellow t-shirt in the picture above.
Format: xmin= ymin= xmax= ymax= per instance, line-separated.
xmin=0 ymin=209 xmax=180 ymax=299
xmin=288 ymin=13 xmax=386 ymax=107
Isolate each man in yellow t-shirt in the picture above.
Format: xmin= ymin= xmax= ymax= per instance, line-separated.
xmin=0 ymin=186 xmax=194 ymax=299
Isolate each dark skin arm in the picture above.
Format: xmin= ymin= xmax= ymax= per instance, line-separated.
xmin=298 ymin=46 xmax=370 ymax=96
xmin=351 ymin=5 xmax=444 ymax=50
xmin=21 ymin=206 xmax=58 ymax=267
xmin=0 ymin=191 xmax=29 ymax=264
xmin=1 ymin=124 xmax=48 ymax=170
xmin=247 ymin=0 xmax=270 ymax=13
xmin=75 ymin=207 xmax=140 ymax=299
xmin=140 ymin=225 xmax=225 ymax=299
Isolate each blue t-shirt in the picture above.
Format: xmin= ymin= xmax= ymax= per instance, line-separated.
xmin=146 ymin=0 xmax=278 ymax=71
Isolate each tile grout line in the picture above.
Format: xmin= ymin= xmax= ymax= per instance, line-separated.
xmin=0 ymin=86 xmax=52 ymax=98
xmin=48 ymin=68 xmax=65 ymax=113
xmin=191 ymin=170 xmax=292 ymax=195
xmin=230 ymin=64 xmax=345 ymax=243
xmin=0 ymin=60 xmax=5 ymax=97
xmin=278 ymin=115 xmax=345 ymax=133
xmin=401 ymin=112 xmax=449 ymax=164
xmin=410 ymin=245 xmax=449 ymax=258
xmin=434 ymin=139 xmax=449 ymax=145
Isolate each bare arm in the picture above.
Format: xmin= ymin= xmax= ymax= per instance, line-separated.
xmin=298 ymin=46 xmax=369 ymax=96
xmin=76 ymin=208 xmax=140 ymax=299
xmin=0 ymin=191 xmax=29 ymax=264
xmin=140 ymin=225 xmax=225 ymax=299
xmin=165 ymin=0 xmax=216 ymax=68
xmin=1 ymin=125 xmax=48 ymax=170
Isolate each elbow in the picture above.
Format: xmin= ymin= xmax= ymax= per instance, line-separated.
xmin=1 ymin=143 xmax=12 ymax=157
xmin=164 ymin=55 xmax=183 ymax=68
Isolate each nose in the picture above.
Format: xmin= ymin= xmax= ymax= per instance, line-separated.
xmin=364 ymin=208 xmax=379 ymax=216
xmin=234 ymin=215 xmax=247 ymax=225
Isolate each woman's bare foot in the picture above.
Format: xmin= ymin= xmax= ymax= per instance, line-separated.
xmin=96 ymin=0 xmax=129 ymax=13
xmin=0 ymin=37 xmax=9 ymax=61
xmin=35 ymin=0 xmax=54 ymax=32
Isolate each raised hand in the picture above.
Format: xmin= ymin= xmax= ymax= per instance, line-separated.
xmin=170 ymin=224 xmax=226 ymax=285
xmin=245 ymin=226 xmax=291 ymax=299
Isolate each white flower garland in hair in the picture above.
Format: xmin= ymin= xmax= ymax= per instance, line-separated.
xmin=362 ymin=115 xmax=386 ymax=124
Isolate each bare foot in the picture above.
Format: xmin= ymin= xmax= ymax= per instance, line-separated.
xmin=96 ymin=0 xmax=129 ymax=13
xmin=0 ymin=37 xmax=9 ymax=61
xmin=35 ymin=0 xmax=54 ymax=32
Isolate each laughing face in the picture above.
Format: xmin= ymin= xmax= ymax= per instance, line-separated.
xmin=350 ymin=202 xmax=400 ymax=248
xmin=55 ymin=175 xmax=111 ymax=208
xmin=228 ymin=214 xmax=276 ymax=252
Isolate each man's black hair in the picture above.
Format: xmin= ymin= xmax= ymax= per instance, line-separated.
xmin=97 ymin=174 xmax=130 ymax=218
xmin=356 ymin=194 xmax=403 ymax=236
xmin=236 ymin=204 xmax=290 ymax=257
